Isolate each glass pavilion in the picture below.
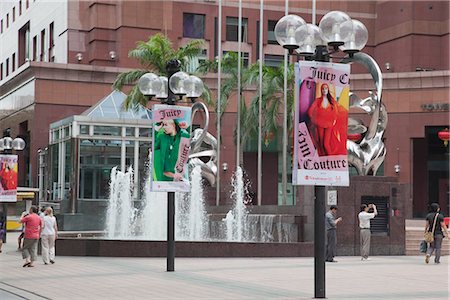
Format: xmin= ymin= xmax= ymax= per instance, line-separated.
xmin=43 ymin=90 xmax=152 ymax=229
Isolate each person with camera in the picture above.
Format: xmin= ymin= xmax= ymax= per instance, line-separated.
xmin=358 ymin=203 xmax=377 ymax=261
xmin=325 ymin=205 xmax=342 ymax=262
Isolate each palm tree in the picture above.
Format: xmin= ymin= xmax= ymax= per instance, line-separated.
xmin=197 ymin=51 xmax=251 ymax=122
xmin=113 ymin=33 xmax=208 ymax=109
xmin=242 ymin=63 xmax=295 ymax=147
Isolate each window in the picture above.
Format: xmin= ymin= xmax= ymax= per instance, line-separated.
xmin=183 ymin=13 xmax=205 ymax=39
xmin=13 ymin=7 xmax=15 ymax=22
xmin=1 ymin=20 xmax=3 ymax=33
xmin=19 ymin=1 xmax=22 ymax=15
xmin=26 ymin=0 xmax=29 ymax=9
xmin=268 ymin=20 xmax=278 ymax=44
xmin=265 ymin=55 xmax=283 ymax=68
xmin=6 ymin=58 xmax=9 ymax=76
xmin=32 ymin=35 xmax=37 ymax=60
xmin=49 ymin=22 xmax=54 ymax=49
xmin=0 ymin=63 xmax=3 ymax=80
xmin=226 ymin=17 xmax=248 ymax=42
xmin=6 ymin=14 xmax=9 ymax=28
xmin=18 ymin=22 xmax=30 ymax=66
xmin=12 ymin=53 xmax=15 ymax=71
xmin=40 ymin=29 xmax=46 ymax=61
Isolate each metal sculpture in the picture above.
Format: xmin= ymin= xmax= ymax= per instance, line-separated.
xmin=341 ymin=52 xmax=388 ymax=175
xmin=188 ymin=101 xmax=218 ymax=186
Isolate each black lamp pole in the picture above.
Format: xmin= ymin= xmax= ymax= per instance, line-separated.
xmin=1 ymin=129 xmax=13 ymax=244
xmin=164 ymin=59 xmax=181 ymax=272
xmin=312 ymin=45 xmax=330 ymax=299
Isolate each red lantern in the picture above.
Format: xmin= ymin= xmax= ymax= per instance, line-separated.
xmin=347 ymin=133 xmax=362 ymax=142
xmin=438 ymin=128 xmax=450 ymax=147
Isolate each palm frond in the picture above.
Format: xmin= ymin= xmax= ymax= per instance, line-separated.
xmin=113 ymin=69 xmax=149 ymax=91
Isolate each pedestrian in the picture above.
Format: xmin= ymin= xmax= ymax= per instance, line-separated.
xmin=325 ymin=205 xmax=342 ymax=262
xmin=425 ymin=203 xmax=449 ymax=264
xmin=358 ymin=203 xmax=377 ymax=260
xmin=39 ymin=207 xmax=46 ymax=219
xmin=41 ymin=207 xmax=58 ymax=265
xmin=17 ymin=210 xmax=27 ymax=250
xmin=19 ymin=206 xmax=43 ymax=268
xmin=0 ymin=212 xmax=5 ymax=253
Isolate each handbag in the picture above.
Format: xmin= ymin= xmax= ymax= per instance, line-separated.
xmin=424 ymin=213 xmax=439 ymax=243
xmin=419 ymin=240 xmax=428 ymax=253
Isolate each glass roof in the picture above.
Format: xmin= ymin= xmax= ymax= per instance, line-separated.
xmin=82 ymin=90 xmax=151 ymax=120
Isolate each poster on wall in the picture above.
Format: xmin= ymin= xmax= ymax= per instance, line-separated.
xmin=293 ymin=61 xmax=350 ymax=186
xmin=0 ymin=155 xmax=18 ymax=202
xmin=151 ymin=104 xmax=192 ymax=192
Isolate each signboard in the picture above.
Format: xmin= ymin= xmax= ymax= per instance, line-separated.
xmin=0 ymin=155 xmax=18 ymax=202
xmin=151 ymin=104 xmax=192 ymax=192
xmin=293 ymin=61 xmax=350 ymax=186
xmin=327 ymin=190 xmax=337 ymax=206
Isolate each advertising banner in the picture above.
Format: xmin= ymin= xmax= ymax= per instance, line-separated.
xmin=151 ymin=104 xmax=192 ymax=192
xmin=0 ymin=155 xmax=18 ymax=202
xmin=293 ymin=61 xmax=350 ymax=186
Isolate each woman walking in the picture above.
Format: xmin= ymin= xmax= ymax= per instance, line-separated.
xmin=41 ymin=207 xmax=58 ymax=265
xmin=425 ymin=203 xmax=449 ymax=264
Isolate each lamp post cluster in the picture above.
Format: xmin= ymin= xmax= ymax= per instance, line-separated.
xmin=274 ymin=10 xmax=369 ymax=299
xmin=138 ymin=60 xmax=204 ymax=105
xmin=138 ymin=60 xmax=204 ymax=272
xmin=0 ymin=129 xmax=26 ymax=243
xmin=274 ymin=11 xmax=368 ymax=59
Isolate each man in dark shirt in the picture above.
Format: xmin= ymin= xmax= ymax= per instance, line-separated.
xmin=325 ymin=205 xmax=342 ymax=262
xmin=425 ymin=203 xmax=449 ymax=264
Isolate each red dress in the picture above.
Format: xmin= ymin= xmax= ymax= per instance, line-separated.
xmin=308 ymin=97 xmax=347 ymax=156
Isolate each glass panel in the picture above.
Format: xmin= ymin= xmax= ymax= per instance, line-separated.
xmin=50 ymin=144 xmax=58 ymax=201
xmin=125 ymin=140 xmax=134 ymax=171
xmin=64 ymin=126 xmax=70 ymax=138
xmin=139 ymin=128 xmax=151 ymax=137
xmin=93 ymin=125 xmax=121 ymax=136
xmin=79 ymin=139 xmax=122 ymax=199
xmin=64 ymin=140 xmax=72 ymax=203
xmin=126 ymin=127 xmax=135 ymax=137
xmin=80 ymin=125 xmax=89 ymax=135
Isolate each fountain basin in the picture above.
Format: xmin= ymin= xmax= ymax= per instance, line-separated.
xmin=56 ymin=238 xmax=314 ymax=257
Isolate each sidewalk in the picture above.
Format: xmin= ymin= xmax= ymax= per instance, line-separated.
xmin=0 ymin=232 xmax=448 ymax=300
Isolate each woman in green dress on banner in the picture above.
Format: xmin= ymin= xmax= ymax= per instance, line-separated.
xmin=153 ymin=119 xmax=190 ymax=182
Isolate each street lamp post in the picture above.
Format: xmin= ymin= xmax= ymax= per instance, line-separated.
xmin=274 ymin=11 xmax=369 ymax=299
xmin=0 ymin=129 xmax=26 ymax=243
xmin=138 ymin=60 xmax=203 ymax=272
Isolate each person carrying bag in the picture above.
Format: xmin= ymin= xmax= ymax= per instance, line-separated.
xmin=424 ymin=203 xmax=449 ymax=264
xmin=424 ymin=213 xmax=438 ymax=244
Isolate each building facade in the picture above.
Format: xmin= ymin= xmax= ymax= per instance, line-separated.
xmin=0 ymin=1 xmax=448 ymax=219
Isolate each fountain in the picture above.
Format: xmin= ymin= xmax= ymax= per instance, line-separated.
xmin=103 ymin=163 xmax=298 ymax=244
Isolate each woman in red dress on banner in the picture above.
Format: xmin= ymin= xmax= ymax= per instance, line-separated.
xmin=307 ymin=83 xmax=347 ymax=156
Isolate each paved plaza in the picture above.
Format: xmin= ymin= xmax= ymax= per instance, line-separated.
xmin=0 ymin=233 xmax=448 ymax=300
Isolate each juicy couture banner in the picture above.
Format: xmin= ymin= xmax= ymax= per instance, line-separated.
xmin=0 ymin=155 xmax=18 ymax=202
xmin=293 ymin=61 xmax=350 ymax=186
xmin=151 ymin=104 xmax=192 ymax=192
